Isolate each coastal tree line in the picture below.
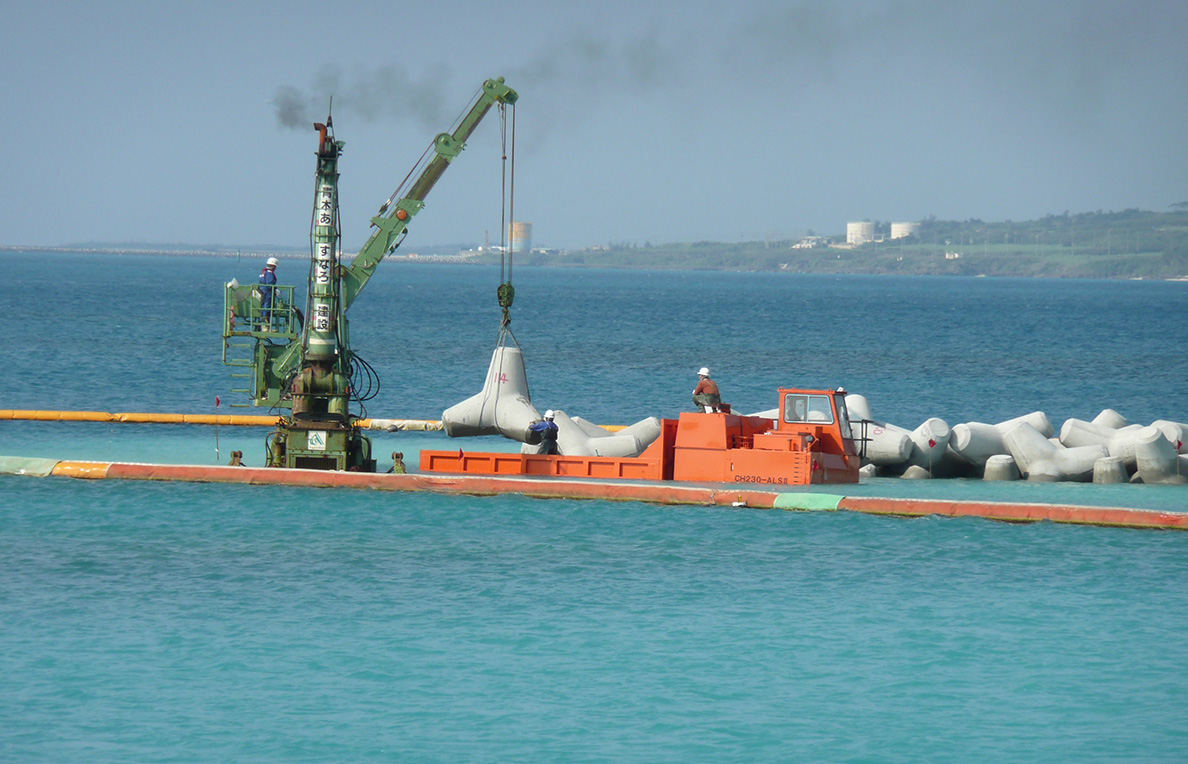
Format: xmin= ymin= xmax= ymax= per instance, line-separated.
xmin=529 ymin=208 xmax=1188 ymax=278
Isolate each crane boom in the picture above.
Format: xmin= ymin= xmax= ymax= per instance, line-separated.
xmin=340 ymin=77 xmax=518 ymax=310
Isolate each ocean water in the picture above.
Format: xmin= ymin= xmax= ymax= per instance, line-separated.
xmin=6 ymin=252 xmax=1187 ymax=426
xmin=2 ymin=252 xmax=1188 ymax=761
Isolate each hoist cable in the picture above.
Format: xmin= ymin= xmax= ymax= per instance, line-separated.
xmin=508 ymin=104 xmax=516 ymax=284
xmin=496 ymin=324 xmax=521 ymax=350
xmin=496 ymin=103 xmax=515 ymax=329
xmin=499 ymin=104 xmax=508 ymax=285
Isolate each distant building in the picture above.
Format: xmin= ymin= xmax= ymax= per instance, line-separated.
xmin=509 ymin=222 xmax=532 ymax=255
xmin=890 ymin=222 xmax=918 ymax=240
xmin=847 ymin=221 xmax=875 ymax=246
xmin=792 ymin=236 xmax=826 ymax=249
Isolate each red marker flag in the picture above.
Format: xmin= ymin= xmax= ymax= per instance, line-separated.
xmin=215 ymin=396 xmax=221 ymax=408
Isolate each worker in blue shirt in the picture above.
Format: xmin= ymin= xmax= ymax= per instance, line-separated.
xmin=258 ymin=257 xmax=278 ymax=330
xmin=529 ymin=410 xmax=560 ymax=455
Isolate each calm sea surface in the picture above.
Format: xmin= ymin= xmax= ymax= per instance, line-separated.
xmin=2 ymin=252 xmax=1187 ymax=761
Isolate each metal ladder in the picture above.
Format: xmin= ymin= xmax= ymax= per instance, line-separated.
xmin=222 ymin=337 xmax=257 ymax=407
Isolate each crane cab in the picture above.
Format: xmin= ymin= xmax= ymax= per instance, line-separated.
xmin=773 ymin=388 xmax=858 ymax=455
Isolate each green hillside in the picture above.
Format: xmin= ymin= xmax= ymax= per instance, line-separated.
xmin=519 ymin=209 xmax=1188 ymax=279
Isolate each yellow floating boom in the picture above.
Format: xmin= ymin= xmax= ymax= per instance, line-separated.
xmin=0 ymin=409 xmax=282 ymax=426
xmin=0 ymin=410 xmax=625 ymax=432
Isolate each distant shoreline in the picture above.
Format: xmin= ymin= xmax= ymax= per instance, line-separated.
xmin=0 ymin=246 xmax=301 ymax=258
xmin=6 ymin=208 xmax=1187 ymax=280
xmin=5 ymin=245 xmax=1188 ymax=281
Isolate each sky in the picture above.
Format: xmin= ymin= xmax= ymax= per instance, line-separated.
xmin=3 ymin=0 xmax=1187 ymax=251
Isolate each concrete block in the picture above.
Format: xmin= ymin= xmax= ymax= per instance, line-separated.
xmin=1092 ymin=409 xmax=1129 ymax=429
xmin=1093 ymin=456 xmax=1129 ymax=484
xmin=443 ymin=346 xmax=540 ymax=441
xmin=949 ymin=412 xmax=1054 ymax=466
xmin=1133 ymin=425 xmax=1188 ymax=485
xmin=983 ymin=454 xmax=1021 ymax=481
xmin=1151 ymin=420 xmax=1188 ymax=454
xmin=1003 ymin=422 xmax=1108 ymax=482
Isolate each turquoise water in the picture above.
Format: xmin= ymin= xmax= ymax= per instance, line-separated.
xmin=3 ymin=252 xmax=1188 ymax=761
xmin=3 ymin=479 xmax=1187 ymax=762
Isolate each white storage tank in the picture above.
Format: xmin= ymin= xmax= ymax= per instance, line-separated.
xmin=890 ymin=222 xmax=918 ymax=240
xmin=509 ymin=221 xmax=533 ymax=254
xmin=847 ymin=221 xmax=875 ymax=246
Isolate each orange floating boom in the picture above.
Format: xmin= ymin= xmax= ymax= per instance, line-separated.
xmin=0 ymin=457 xmax=1181 ymax=531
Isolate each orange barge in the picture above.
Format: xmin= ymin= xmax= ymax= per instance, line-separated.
xmin=420 ymin=388 xmax=861 ymax=486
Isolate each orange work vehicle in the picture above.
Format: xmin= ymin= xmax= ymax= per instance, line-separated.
xmin=420 ymin=388 xmax=860 ymax=486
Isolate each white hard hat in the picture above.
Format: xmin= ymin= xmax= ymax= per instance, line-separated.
xmin=697 ymin=367 xmax=710 ymax=376
xmin=544 ymin=410 xmax=555 ymax=419
xmin=266 ymin=257 xmax=279 ymax=267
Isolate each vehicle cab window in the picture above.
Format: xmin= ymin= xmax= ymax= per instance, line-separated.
xmin=784 ymin=394 xmax=834 ymax=424
xmin=834 ymin=395 xmax=853 ymax=440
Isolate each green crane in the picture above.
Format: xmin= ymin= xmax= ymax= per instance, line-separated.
xmin=222 ymin=77 xmax=518 ymax=471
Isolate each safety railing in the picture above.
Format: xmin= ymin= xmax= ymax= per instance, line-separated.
xmin=223 ymin=283 xmax=300 ymax=340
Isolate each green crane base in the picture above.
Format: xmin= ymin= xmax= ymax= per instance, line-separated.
xmin=267 ymin=420 xmax=375 ymax=472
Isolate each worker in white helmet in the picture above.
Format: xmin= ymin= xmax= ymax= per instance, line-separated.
xmin=258 ymin=256 xmax=279 ymax=331
xmin=692 ymin=367 xmax=721 ymax=413
xmin=528 ymin=409 xmax=560 ymax=454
